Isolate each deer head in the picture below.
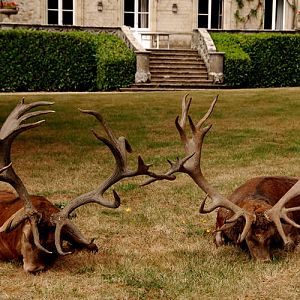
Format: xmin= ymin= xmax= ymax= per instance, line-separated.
xmin=0 ymin=99 xmax=172 ymax=262
xmin=143 ymin=94 xmax=300 ymax=257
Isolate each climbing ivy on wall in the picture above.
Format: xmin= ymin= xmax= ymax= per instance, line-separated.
xmin=234 ymin=0 xmax=263 ymax=28
xmin=234 ymin=0 xmax=297 ymax=29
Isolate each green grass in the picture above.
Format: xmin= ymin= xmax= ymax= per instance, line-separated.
xmin=0 ymin=88 xmax=299 ymax=299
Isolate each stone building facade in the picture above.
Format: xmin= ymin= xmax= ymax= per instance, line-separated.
xmin=0 ymin=0 xmax=298 ymax=85
xmin=0 ymin=0 xmax=299 ymax=46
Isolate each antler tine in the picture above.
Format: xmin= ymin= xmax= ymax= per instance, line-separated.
xmin=0 ymin=162 xmax=12 ymax=174
xmin=179 ymin=93 xmax=192 ymax=128
xmin=265 ymin=179 xmax=300 ymax=245
xmin=0 ymin=99 xmax=55 ymax=141
xmin=0 ymin=99 xmax=55 ymax=254
xmin=79 ymin=109 xmax=120 ymax=149
xmin=183 ymin=97 xmax=255 ymax=243
xmin=51 ymin=109 xmax=174 ymax=255
xmin=141 ymin=153 xmax=195 ymax=186
xmin=0 ymin=206 xmax=52 ymax=253
xmin=195 ymin=95 xmax=218 ymax=129
xmin=145 ymin=95 xmax=255 ymax=243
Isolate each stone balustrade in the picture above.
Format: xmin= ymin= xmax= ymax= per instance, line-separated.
xmin=191 ymin=29 xmax=224 ymax=84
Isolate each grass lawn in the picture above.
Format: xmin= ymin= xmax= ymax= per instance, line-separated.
xmin=0 ymin=88 xmax=299 ymax=299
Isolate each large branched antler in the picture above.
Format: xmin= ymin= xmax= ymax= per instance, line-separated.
xmin=144 ymin=94 xmax=255 ymax=243
xmin=265 ymin=179 xmax=300 ymax=246
xmin=0 ymin=99 xmax=54 ymax=253
xmin=51 ymin=109 xmax=174 ymax=255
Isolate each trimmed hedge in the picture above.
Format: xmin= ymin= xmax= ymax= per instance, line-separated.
xmin=95 ymin=33 xmax=136 ymax=90
xmin=211 ymin=32 xmax=300 ymax=88
xmin=0 ymin=30 xmax=136 ymax=92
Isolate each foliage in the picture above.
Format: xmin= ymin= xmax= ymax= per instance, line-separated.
xmin=0 ymin=30 xmax=136 ymax=92
xmin=0 ymin=30 xmax=97 ymax=92
xmin=233 ymin=0 xmax=297 ymax=28
xmin=210 ymin=33 xmax=251 ymax=87
xmin=211 ymin=32 xmax=300 ymax=87
xmin=95 ymin=33 xmax=136 ymax=91
xmin=0 ymin=1 xmax=18 ymax=9
xmin=234 ymin=0 xmax=263 ymax=27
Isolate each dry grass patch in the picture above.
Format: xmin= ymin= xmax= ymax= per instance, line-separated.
xmin=0 ymin=88 xmax=299 ymax=299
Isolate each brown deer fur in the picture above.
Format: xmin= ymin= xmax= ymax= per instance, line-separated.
xmin=0 ymin=191 xmax=97 ymax=273
xmin=216 ymin=176 xmax=300 ymax=261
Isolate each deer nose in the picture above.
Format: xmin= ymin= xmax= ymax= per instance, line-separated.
xmin=259 ymin=257 xmax=272 ymax=263
xmin=24 ymin=263 xmax=45 ymax=274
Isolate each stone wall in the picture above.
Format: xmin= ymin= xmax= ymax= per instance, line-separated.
xmin=155 ymin=0 xmax=195 ymax=32
xmin=81 ymin=0 xmax=121 ymax=27
xmin=0 ymin=0 xmax=298 ymax=30
xmin=0 ymin=1 xmax=121 ymax=26
xmin=0 ymin=0 xmax=41 ymax=24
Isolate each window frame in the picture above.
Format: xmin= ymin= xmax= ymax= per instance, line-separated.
xmin=123 ymin=0 xmax=150 ymax=29
xmin=197 ymin=0 xmax=223 ymax=29
xmin=47 ymin=0 xmax=75 ymax=26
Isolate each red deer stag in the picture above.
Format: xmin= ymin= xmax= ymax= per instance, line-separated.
xmin=143 ymin=94 xmax=300 ymax=261
xmin=0 ymin=99 xmax=169 ymax=273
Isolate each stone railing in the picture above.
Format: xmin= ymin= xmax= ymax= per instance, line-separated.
xmin=191 ymin=29 xmax=224 ymax=84
xmin=120 ymin=26 xmax=151 ymax=84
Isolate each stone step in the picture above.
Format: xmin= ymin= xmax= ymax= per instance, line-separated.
xmin=151 ymin=70 xmax=208 ymax=75
xmin=139 ymin=48 xmax=212 ymax=88
xmin=150 ymin=64 xmax=206 ymax=70
xmin=149 ymin=49 xmax=199 ymax=55
xmin=150 ymin=60 xmax=202 ymax=65
xmin=150 ymin=60 xmax=206 ymax=67
xmin=151 ymin=74 xmax=207 ymax=81
xmin=150 ymin=63 xmax=206 ymax=70
xmin=123 ymin=82 xmax=218 ymax=91
xmin=149 ymin=49 xmax=203 ymax=59
xmin=150 ymin=79 xmax=212 ymax=84
xmin=150 ymin=53 xmax=201 ymax=59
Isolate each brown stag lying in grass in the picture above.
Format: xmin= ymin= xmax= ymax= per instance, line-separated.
xmin=144 ymin=94 xmax=300 ymax=262
xmin=0 ymin=99 xmax=170 ymax=273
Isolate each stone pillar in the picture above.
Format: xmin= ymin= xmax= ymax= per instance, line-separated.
xmin=209 ymin=52 xmax=225 ymax=84
xmin=135 ymin=51 xmax=151 ymax=83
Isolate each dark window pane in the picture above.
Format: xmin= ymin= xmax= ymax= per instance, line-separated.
xmin=198 ymin=15 xmax=208 ymax=28
xmin=48 ymin=0 xmax=58 ymax=10
xmin=211 ymin=0 xmax=221 ymax=29
xmin=264 ymin=0 xmax=273 ymax=29
xmin=63 ymin=11 xmax=73 ymax=25
xmin=198 ymin=0 xmax=208 ymax=14
xmin=48 ymin=10 xmax=58 ymax=24
xmin=124 ymin=0 xmax=134 ymax=12
xmin=124 ymin=13 xmax=134 ymax=26
xmin=63 ymin=0 xmax=73 ymax=10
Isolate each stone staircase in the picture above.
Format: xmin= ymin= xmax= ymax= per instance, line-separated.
xmin=129 ymin=49 xmax=215 ymax=90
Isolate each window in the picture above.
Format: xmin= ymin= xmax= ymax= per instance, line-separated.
xmin=264 ymin=0 xmax=285 ymax=30
xmin=48 ymin=0 xmax=74 ymax=25
xmin=198 ymin=0 xmax=223 ymax=29
xmin=124 ymin=0 xmax=149 ymax=29
xmin=198 ymin=0 xmax=209 ymax=28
